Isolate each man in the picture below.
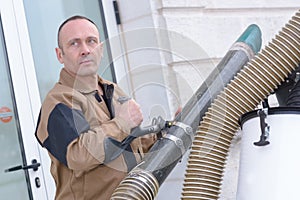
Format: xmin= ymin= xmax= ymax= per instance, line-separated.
xmin=35 ymin=15 xmax=156 ymax=200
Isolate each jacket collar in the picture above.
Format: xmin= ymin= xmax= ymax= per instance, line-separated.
xmin=59 ymin=68 xmax=113 ymax=94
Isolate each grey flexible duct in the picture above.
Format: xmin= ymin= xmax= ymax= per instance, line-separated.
xmin=181 ymin=10 xmax=300 ymax=199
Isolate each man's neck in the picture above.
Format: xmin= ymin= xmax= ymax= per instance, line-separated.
xmin=64 ymin=68 xmax=99 ymax=91
xmin=77 ymin=74 xmax=98 ymax=90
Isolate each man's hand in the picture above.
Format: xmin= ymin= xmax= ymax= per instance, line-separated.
xmin=115 ymin=99 xmax=143 ymax=129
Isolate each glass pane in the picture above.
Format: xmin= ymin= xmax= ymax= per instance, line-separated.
xmin=23 ymin=0 xmax=114 ymax=101
xmin=0 ymin=16 xmax=32 ymax=200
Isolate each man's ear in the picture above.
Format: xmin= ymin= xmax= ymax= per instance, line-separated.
xmin=55 ymin=47 xmax=64 ymax=64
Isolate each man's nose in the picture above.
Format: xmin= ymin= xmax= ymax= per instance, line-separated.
xmin=80 ymin=43 xmax=91 ymax=56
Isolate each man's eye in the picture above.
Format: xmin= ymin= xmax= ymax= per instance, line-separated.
xmin=71 ymin=41 xmax=78 ymax=46
xmin=88 ymin=39 xmax=97 ymax=44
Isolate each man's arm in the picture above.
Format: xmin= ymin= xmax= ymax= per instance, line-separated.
xmin=36 ymin=98 xmax=143 ymax=172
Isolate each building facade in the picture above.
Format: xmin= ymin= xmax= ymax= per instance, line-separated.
xmin=0 ymin=0 xmax=298 ymax=199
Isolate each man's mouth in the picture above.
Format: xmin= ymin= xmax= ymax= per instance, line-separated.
xmin=80 ymin=59 xmax=92 ymax=65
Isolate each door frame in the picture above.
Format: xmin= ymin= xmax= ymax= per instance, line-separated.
xmin=0 ymin=0 xmax=53 ymax=199
xmin=101 ymin=0 xmax=133 ymax=94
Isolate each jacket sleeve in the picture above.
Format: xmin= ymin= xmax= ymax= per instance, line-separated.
xmin=36 ymin=102 xmax=131 ymax=171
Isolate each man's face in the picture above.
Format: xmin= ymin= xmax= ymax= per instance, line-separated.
xmin=56 ymin=19 xmax=103 ymax=77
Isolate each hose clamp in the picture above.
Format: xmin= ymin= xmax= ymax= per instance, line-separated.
xmin=173 ymin=121 xmax=194 ymax=141
xmin=163 ymin=134 xmax=185 ymax=155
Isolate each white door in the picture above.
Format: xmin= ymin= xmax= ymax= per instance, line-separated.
xmin=0 ymin=0 xmax=49 ymax=199
xmin=0 ymin=0 xmax=124 ymax=199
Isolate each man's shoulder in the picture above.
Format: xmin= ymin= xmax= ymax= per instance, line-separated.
xmin=42 ymin=83 xmax=75 ymax=106
xmin=98 ymin=76 xmax=125 ymax=94
xmin=98 ymin=76 xmax=116 ymax=86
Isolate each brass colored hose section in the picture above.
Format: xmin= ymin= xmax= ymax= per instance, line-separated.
xmin=181 ymin=10 xmax=300 ymax=200
xmin=111 ymin=168 xmax=159 ymax=200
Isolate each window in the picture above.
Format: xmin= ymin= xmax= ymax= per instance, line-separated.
xmin=23 ymin=0 xmax=115 ymax=100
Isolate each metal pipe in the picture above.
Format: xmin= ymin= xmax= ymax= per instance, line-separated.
xmin=111 ymin=24 xmax=262 ymax=200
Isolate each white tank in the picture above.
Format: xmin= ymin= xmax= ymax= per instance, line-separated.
xmin=236 ymin=107 xmax=300 ymax=200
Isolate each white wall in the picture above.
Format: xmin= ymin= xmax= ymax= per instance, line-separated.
xmin=113 ymin=0 xmax=299 ymax=199
xmin=112 ymin=0 xmax=175 ymax=125
xmin=159 ymin=1 xmax=298 ymax=200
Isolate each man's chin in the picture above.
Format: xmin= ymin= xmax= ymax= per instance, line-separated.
xmin=76 ymin=69 xmax=98 ymax=77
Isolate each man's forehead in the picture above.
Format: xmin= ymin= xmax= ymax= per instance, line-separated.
xmin=60 ymin=19 xmax=99 ymax=39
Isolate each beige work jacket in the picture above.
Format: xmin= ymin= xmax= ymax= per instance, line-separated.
xmin=35 ymin=68 xmax=155 ymax=200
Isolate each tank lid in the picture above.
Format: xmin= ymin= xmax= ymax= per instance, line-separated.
xmin=239 ymin=106 xmax=300 ymax=126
